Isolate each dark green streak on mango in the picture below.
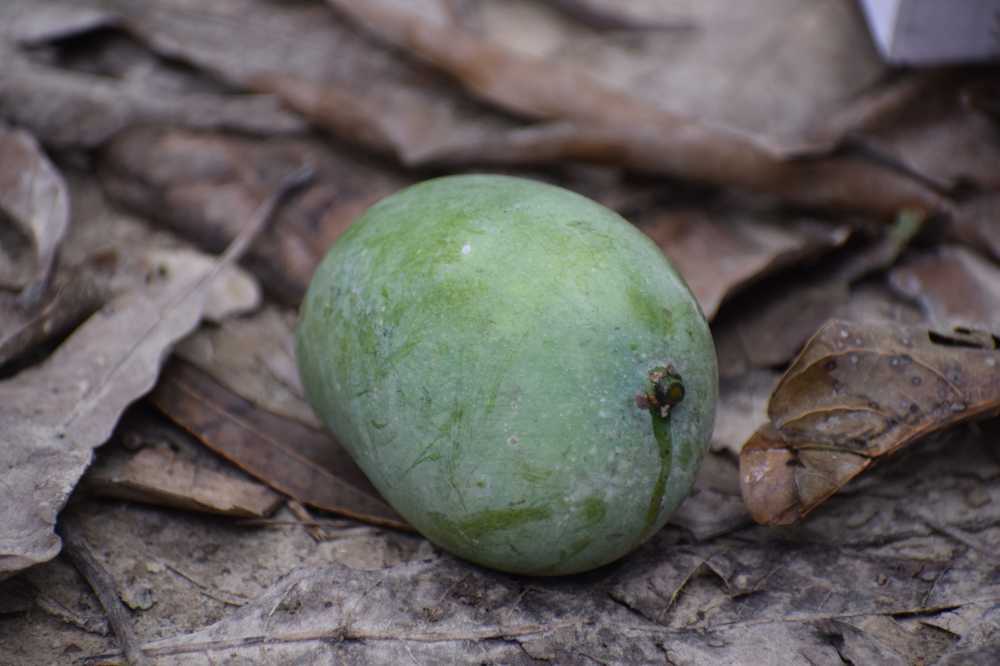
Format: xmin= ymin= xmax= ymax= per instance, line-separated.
xmin=458 ymin=505 xmax=552 ymax=540
xmin=642 ymin=411 xmax=673 ymax=540
xmin=427 ymin=505 xmax=553 ymax=549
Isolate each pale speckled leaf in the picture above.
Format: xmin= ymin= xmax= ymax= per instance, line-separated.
xmin=0 ymin=256 xmax=221 ymax=579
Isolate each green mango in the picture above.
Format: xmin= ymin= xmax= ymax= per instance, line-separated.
xmin=297 ymin=175 xmax=717 ymax=575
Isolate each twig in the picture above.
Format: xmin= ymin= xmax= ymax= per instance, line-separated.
xmin=63 ymin=163 xmax=315 ymax=432
xmin=286 ymin=499 xmax=327 ymax=543
xmin=161 ymin=562 xmax=248 ymax=607
xmin=549 ymin=0 xmax=695 ymax=32
xmin=59 ymin=518 xmax=150 ymax=666
xmin=209 ymin=165 xmax=314 ymax=271
xmin=920 ymin=564 xmax=951 ymax=608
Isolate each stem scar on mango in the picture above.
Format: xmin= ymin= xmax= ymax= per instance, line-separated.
xmin=635 ymin=365 xmax=685 ymax=418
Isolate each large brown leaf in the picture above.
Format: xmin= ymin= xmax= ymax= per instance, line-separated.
xmin=325 ymin=0 xmax=945 ymax=215
xmin=472 ymin=0 xmax=884 ymax=150
xmin=740 ymin=319 xmax=1000 ymax=525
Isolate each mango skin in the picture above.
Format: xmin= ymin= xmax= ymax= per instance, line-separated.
xmin=296 ymin=175 xmax=717 ymax=575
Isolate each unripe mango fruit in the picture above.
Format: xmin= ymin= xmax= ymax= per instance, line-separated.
xmin=297 ymin=175 xmax=717 ymax=575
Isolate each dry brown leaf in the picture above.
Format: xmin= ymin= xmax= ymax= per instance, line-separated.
xmin=473 ymin=0 xmax=882 ymax=149
xmin=174 ymin=307 xmax=320 ymax=429
xmin=890 ymin=246 xmax=1000 ymax=335
xmin=846 ymin=72 xmax=1000 ymax=192
xmin=0 ymin=124 xmax=69 ymax=299
xmin=147 ymin=249 xmax=260 ymax=323
xmin=29 ymin=0 xmax=945 ymax=215
xmin=326 ymin=0 xmax=944 ymax=215
xmin=639 ymin=210 xmax=849 ymax=320
xmin=0 ymin=268 xmax=106 ymax=367
xmin=740 ymin=319 xmax=1000 ymax=525
xmin=711 ymin=369 xmax=782 ymax=456
xmin=72 ymin=0 xmax=520 ymax=166
xmin=149 ymin=361 xmax=408 ymax=530
xmin=0 ymin=46 xmax=304 ymax=150
xmin=99 ymin=126 xmax=404 ymax=305
xmin=0 ymin=0 xmax=118 ymax=44
xmin=86 ymin=446 xmax=283 ymax=518
xmin=948 ymin=193 xmax=1000 ymax=263
xmin=713 ymin=211 xmax=926 ymax=374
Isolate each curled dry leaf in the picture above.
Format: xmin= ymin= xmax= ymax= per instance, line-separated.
xmin=740 ymin=319 xmax=1000 ymax=525
xmin=0 ymin=124 xmax=69 ymax=299
xmin=890 ymin=245 xmax=1000 ymax=335
xmin=149 ymin=360 xmax=408 ymax=530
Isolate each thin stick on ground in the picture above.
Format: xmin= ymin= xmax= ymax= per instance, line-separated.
xmin=59 ymin=517 xmax=150 ymax=666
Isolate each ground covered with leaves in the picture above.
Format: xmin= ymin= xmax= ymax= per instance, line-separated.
xmin=1 ymin=1 xmax=999 ymax=664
